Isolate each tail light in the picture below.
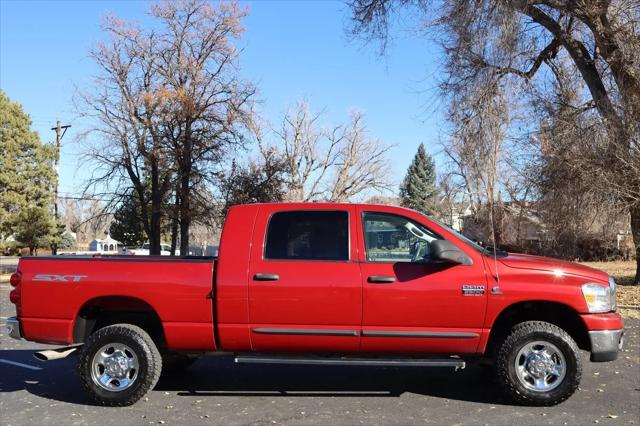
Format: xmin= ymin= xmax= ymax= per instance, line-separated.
xmin=9 ymin=272 xmax=21 ymax=305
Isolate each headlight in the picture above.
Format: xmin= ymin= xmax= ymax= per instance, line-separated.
xmin=582 ymin=282 xmax=614 ymax=313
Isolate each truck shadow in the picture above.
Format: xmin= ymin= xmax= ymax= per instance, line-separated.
xmin=0 ymin=349 xmax=505 ymax=405
xmin=0 ymin=350 xmax=90 ymax=405
xmin=159 ymin=357 xmax=505 ymax=403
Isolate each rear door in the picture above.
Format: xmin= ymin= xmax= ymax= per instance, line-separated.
xmin=248 ymin=205 xmax=362 ymax=352
xmin=356 ymin=206 xmax=488 ymax=354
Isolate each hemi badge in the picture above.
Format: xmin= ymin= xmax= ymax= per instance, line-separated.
xmin=461 ymin=285 xmax=485 ymax=296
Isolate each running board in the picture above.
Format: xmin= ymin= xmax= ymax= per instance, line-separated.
xmin=234 ymin=355 xmax=465 ymax=370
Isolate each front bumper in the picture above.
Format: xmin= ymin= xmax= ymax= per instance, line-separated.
xmin=5 ymin=316 xmax=22 ymax=340
xmin=589 ymin=329 xmax=624 ymax=362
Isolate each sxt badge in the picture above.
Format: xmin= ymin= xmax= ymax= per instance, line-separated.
xmin=33 ymin=274 xmax=87 ymax=282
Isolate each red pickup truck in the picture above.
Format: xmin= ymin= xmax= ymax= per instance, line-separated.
xmin=6 ymin=203 xmax=623 ymax=406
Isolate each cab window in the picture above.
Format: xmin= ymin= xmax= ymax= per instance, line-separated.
xmin=265 ymin=210 xmax=349 ymax=261
xmin=362 ymin=212 xmax=439 ymax=263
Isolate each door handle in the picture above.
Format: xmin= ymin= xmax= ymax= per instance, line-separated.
xmin=254 ymin=273 xmax=280 ymax=281
xmin=367 ymin=276 xmax=396 ymax=284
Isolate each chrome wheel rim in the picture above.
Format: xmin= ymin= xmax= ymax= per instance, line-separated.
xmin=514 ymin=340 xmax=566 ymax=392
xmin=91 ymin=343 xmax=139 ymax=392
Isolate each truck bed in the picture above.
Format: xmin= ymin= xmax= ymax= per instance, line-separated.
xmin=15 ymin=255 xmax=217 ymax=351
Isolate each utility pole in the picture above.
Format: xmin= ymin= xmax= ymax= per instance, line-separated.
xmin=51 ymin=120 xmax=71 ymax=255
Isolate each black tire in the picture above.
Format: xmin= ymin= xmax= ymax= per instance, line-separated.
xmin=78 ymin=324 xmax=162 ymax=406
xmin=162 ymin=353 xmax=198 ymax=374
xmin=495 ymin=321 xmax=582 ymax=406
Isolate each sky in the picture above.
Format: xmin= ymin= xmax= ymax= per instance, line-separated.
xmin=0 ymin=0 xmax=446 ymax=199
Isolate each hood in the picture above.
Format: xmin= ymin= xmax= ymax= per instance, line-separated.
xmin=498 ymin=253 xmax=609 ymax=282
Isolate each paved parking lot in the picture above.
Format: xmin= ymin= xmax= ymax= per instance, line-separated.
xmin=1 ymin=282 xmax=639 ymax=425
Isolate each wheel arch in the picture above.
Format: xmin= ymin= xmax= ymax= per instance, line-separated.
xmin=484 ymin=301 xmax=590 ymax=357
xmin=73 ymin=296 xmax=166 ymax=348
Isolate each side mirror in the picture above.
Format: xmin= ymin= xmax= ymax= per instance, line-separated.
xmin=431 ymin=240 xmax=473 ymax=266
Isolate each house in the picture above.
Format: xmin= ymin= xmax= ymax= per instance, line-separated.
xmin=448 ymin=205 xmax=473 ymax=232
xmin=89 ymin=235 xmax=121 ymax=253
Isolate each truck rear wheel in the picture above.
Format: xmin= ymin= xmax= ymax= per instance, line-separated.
xmin=78 ymin=324 xmax=162 ymax=406
xmin=496 ymin=321 xmax=581 ymax=406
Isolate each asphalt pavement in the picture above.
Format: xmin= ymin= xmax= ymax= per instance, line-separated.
xmin=1 ymin=282 xmax=639 ymax=426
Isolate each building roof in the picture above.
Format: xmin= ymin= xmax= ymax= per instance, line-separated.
xmin=90 ymin=235 xmax=121 ymax=245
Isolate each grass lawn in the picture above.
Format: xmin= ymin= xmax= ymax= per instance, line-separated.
xmin=581 ymin=261 xmax=639 ymax=319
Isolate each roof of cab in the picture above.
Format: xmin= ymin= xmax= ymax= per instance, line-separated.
xmin=230 ymin=202 xmax=405 ymax=209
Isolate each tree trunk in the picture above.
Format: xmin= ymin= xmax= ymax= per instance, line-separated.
xmin=149 ymin=162 xmax=162 ymax=255
xmin=179 ymin=121 xmax=193 ymax=256
xmin=179 ymin=173 xmax=190 ymax=255
xmin=631 ymin=203 xmax=640 ymax=285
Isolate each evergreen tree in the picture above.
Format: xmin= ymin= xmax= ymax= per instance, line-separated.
xmin=109 ymin=191 xmax=147 ymax=247
xmin=13 ymin=207 xmax=56 ymax=255
xmin=0 ymin=91 xmax=57 ymax=249
xmin=399 ymin=143 xmax=438 ymax=215
xmin=58 ymin=232 xmax=77 ymax=250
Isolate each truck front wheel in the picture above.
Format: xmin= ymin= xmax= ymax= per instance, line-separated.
xmin=495 ymin=321 xmax=582 ymax=406
xmin=78 ymin=324 xmax=162 ymax=406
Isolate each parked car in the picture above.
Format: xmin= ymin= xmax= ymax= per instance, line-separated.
xmin=6 ymin=203 xmax=623 ymax=406
xmin=122 ymin=243 xmax=177 ymax=256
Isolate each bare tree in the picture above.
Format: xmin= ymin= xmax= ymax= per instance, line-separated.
xmin=349 ymin=0 xmax=640 ymax=283
xmin=436 ymin=174 xmax=464 ymax=227
xmin=78 ymin=0 xmax=254 ymax=255
xmin=256 ymin=101 xmax=393 ymax=202
xmin=264 ymin=101 xmax=338 ymax=201
xmin=328 ymin=111 xmax=392 ymax=201
xmin=77 ymin=13 xmax=173 ymax=254
xmin=440 ymin=78 xmax=510 ymax=245
xmin=152 ymin=0 xmax=256 ymax=254
xmin=59 ymin=199 xmax=111 ymax=244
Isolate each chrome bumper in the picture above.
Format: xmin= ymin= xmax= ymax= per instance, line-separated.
xmin=589 ymin=329 xmax=624 ymax=362
xmin=5 ymin=316 xmax=22 ymax=340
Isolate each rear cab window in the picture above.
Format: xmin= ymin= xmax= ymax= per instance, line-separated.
xmin=264 ymin=210 xmax=349 ymax=261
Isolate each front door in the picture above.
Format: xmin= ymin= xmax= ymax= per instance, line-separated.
xmin=248 ymin=206 xmax=362 ymax=352
xmin=357 ymin=207 xmax=488 ymax=354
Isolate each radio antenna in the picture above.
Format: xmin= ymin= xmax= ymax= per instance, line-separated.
xmin=488 ymin=197 xmax=500 ymax=283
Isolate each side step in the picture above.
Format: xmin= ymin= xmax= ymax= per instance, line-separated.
xmin=234 ymin=355 xmax=465 ymax=370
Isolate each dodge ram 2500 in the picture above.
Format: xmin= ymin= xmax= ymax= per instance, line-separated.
xmin=6 ymin=203 xmax=624 ymax=406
